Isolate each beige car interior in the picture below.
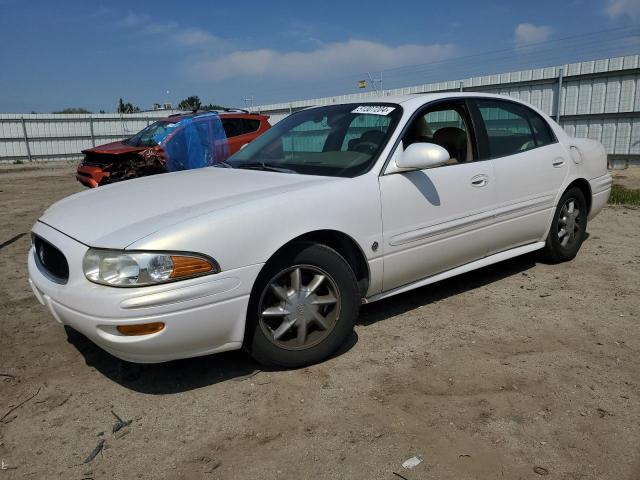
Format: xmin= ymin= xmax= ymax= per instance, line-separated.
xmin=404 ymin=107 xmax=474 ymax=165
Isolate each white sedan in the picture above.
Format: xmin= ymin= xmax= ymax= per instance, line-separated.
xmin=28 ymin=93 xmax=611 ymax=367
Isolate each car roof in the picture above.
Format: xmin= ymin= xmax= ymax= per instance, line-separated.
xmin=164 ymin=110 xmax=268 ymax=122
xmin=309 ymin=92 xmax=538 ymax=110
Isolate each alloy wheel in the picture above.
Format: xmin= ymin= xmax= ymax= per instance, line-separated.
xmin=557 ymin=198 xmax=582 ymax=247
xmin=258 ymin=265 xmax=341 ymax=350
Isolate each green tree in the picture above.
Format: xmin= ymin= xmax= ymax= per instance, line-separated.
xmin=202 ymin=103 xmax=227 ymax=111
xmin=117 ymin=98 xmax=140 ymax=113
xmin=178 ymin=95 xmax=202 ymax=111
xmin=53 ymin=107 xmax=92 ymax=114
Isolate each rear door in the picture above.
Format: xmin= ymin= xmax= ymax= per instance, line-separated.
xmin=469 ymin=99 xmax=569 ymax=254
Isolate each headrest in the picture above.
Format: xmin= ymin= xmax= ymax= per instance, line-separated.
xmin=433 ymin=127 xmax=466 ymax=148
xmin=360 ymin=130 xmax=385 ymax=144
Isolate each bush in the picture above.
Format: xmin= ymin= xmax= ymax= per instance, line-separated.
xmin=609 ymin=184 xmax=640 ymax=206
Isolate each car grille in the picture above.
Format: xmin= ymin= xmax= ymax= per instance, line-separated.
xmin=33 ymin=235 xmax=69 ymax=283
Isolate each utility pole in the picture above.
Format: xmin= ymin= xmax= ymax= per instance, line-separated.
xmin=366 ymin=72 xmax=383 ymax=95
xmin=242 ymin=96 xmax=255 ymax=112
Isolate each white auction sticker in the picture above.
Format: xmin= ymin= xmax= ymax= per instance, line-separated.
xmin=351 ymin=105 xmax=395 ymax=116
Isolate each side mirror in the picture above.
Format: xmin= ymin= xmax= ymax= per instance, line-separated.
xmin=396 ymin=142 xmax=450 ymax=170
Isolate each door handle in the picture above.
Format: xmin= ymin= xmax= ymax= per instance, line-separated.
xmin=552 ymin=158 xmax=566 ymax=168
xmin=471 ymin=174 xmax=489 ymax=187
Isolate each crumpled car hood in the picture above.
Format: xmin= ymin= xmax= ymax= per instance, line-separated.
xmin=39 ymin=167 xmax=334 ymax=249
xmin=81 ymin=140 xmax=146 ymax=155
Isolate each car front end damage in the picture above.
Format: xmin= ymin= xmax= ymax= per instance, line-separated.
xmin=76 ymin=113 xmax=230 ymax=188
xmin=76 ymin=147 xmax=167 ymax=188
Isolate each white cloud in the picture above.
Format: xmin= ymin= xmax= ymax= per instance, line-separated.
xmin=514 ymin=23 xmax=553 ymax=47
xmin=189 ymin=40 xmax=456 ymax=81
xmin=117 ymin=12 xmax=223 ymax=48
xmin=173 ymin=28 xmax=220 ymax=47
xmin=605 ymin=0 xmax=640 ymax=18
xmin=118 ymin=12 xmax=144 ymax=27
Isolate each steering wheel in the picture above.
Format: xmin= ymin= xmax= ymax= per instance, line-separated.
xmin=353 ymin=141 xmax=378 ymax=155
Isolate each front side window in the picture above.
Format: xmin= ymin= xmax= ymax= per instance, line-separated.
xmin=474 ymin=100 xmax=555 ymax=158
xmin=403 ymin=103 xmax=474 ymax=164
xmin=227 ymin=103 xmax=402 ymax=177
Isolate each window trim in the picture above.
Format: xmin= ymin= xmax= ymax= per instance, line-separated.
xmin=469 ymin=98 xmax=558 ymax=161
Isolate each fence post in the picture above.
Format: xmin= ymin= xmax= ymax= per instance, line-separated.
xmin=89 ymin=116 xmax=95 ymax=147
xmin=555 ymin=67 xmax=564 ymax=123
xmin=459 ymin=81 xmax=464 ymax=92
xmin=20 ymin=116 xmax=32 ymax=162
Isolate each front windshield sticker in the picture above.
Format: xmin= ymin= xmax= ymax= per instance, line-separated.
xmin=351 ymin=105 xmax=395 ymax=116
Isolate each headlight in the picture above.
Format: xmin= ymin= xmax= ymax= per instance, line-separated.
xmin=82 ymin=249 xmax=219 ymax=287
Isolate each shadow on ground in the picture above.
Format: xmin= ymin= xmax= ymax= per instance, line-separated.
xmin=358 ymin=252 xmax=539 ymax=326
xmin=66 ymin=251 xmax=541 ymax=394
xmin=65 ymin=327 xmax=358 ymax=395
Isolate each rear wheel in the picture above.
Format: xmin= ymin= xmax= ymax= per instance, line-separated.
xmin=543 ymin=187 xmax=588 ymax=262
xmin=245 ymin=243 xmax=360 ymax=368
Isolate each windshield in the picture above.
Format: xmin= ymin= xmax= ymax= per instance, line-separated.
xmin=125 ymin=121 xmax=178 ymax=148
xmin=226 ymin=103 xmax=402 ymax=177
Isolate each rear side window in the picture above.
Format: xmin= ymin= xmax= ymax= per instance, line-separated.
xmin=474 ymin=100 xmax=555 ymax=158
xmin=243 ymin=118 xmax=261 ymax=133
xmin=221 ymin=118 xmax=244 ymax=138
xmin=528 ymin=113 xmax=554 ymax=146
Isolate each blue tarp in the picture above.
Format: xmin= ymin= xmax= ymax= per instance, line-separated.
xmin=159 ymin=113 xmax=229 ymax=172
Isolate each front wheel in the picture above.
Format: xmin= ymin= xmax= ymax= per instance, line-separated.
xmin=244 ymin=243 xmax=360 ymax=368
xmin=543 ymin=187 xmax=588 ymax=263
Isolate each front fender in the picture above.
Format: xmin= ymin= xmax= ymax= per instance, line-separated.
xmin=127 ymin=172 xmax=384 ymax=289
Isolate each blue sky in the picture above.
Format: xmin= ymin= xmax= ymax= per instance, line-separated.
xmin=0 ymin=0 xmax=638 ymax=112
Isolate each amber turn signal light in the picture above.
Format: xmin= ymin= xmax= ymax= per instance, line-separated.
xmin=170 ymin=256 xmax=214 ymax=278
xmin=117 ymin=322 xmax=165 ymax=336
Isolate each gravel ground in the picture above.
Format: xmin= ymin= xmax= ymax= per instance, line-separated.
xmin=0 ymin=166 xmax=639 ymax=480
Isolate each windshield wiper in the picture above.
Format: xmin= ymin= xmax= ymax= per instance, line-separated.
xmin=236 ymin=162 xmax=295 ymax=174
xmin=213 ymin=160 xmax=234 ymax=168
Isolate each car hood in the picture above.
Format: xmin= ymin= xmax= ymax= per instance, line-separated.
xmin=39 ymin=167 xmax=335 ymax=248
xmin=82 ymin=140 xmax=146 ymax=155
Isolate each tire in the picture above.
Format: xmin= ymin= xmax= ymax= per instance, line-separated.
xmin=543 ymin=187 xmax=588 ymax=263
xmin=244 ymin=242 xmax=360 ymax=368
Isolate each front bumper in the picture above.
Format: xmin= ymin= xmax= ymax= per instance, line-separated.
xmin=76 ymin=165 xmax=109 ymax=188
xmin=28 ymin=222 xmax=262 ymax=363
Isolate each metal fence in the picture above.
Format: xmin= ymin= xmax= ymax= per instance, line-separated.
xmin=0 ymin=111 xmax=183 ymax=163
xmin=1 ymin=55 xmax=639 ymax=166
xmin=254 ymin=55 xmax=640 ymax=167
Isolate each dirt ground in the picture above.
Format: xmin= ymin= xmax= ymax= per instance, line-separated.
xmin=1 ymin=165 xmax=639 ymax=480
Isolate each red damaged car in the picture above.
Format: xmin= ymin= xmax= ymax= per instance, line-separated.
xmin=76 ymin=110 xmax=271 ymax=188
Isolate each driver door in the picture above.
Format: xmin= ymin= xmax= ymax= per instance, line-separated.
xmin=379 ymin=100 xmax=497 ymax=291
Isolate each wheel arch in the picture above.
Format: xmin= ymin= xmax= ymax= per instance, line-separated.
xmin=261 ymin=229 xmax=370 ymax=298
xmin=564 ymin=177 xmax=592 ymax=214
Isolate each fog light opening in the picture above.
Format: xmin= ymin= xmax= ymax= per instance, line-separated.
xmin=117 ymin=322 xmax=165 ymax=336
